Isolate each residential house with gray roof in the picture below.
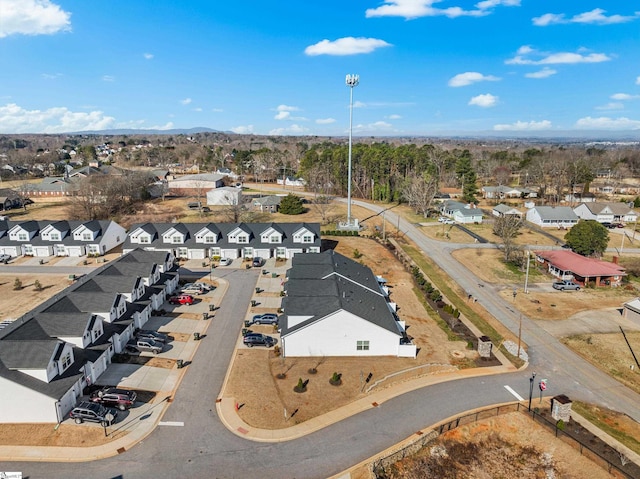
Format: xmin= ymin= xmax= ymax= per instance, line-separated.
xmin=280 ymin=250 xmax=416 ymax=358
xmin=0 ymin=249 xmax=178 ymax=423
xmin=440 ymin=200 xmax=484 ymax=224
xmin=573 ymin=202 xmax=638 ymax=224
xmin=526 ymin=206 xmax=579 ymax=228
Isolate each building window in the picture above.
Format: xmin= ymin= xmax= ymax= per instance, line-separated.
xmin=302 ymin=235 xmax=312 ymax=243
xmin=50 ymin=233 xmax=60 ymax=241
xmin=82 ymin=233 xmax=92 ymax=241
xmin=270 ymin=236 xmax=281 ymax=243
xmin=356 ymin=340 xmax=370 ymax=351
xmin=61 ymin=353 xmax=72 ymax=370
xmin=139 ymin=236 xmax=150 ymax=244
xmin=171 ymin=236 xmax=182 ymax=244
xmin=237 ymin=236 xmax=248 ymax=243
xmin=18 ymin=233 xmax=28 ymax=241
xmin=204 ymin=235 xmax=215 ymax=243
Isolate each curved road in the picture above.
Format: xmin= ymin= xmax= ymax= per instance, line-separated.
xmin=7 ymin=200 xmax=640 ymax=478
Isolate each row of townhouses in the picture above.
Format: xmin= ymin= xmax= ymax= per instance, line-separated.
xmin=0 ymin=249 xmax=179 ymax=423
xmin=0 ymin=221 xmax=321 ymax=260
xmin=0 ymin=219 xmax=126 ymax=258
xmin=124 ymin=222 xmax=321 ymax=260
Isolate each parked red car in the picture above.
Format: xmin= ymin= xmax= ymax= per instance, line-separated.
xmin=168 ymin=294 xmax=194 ymax=305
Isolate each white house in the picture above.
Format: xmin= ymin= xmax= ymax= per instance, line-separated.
xmin=482 ymin=185 xmax=537 ymax=199
xmin=492 ymin=204 xmax=522 ymax=218
xmin=206 ymin=186 xmax=242 ymax=206
xmin=526 ymin=206 xmax=579 ymax=228
xmin=441 ymin=200 xmax=483 ymax=224
xmin=573 ymin=202 xmax=637 ymax=224
xmin=277 ymin=176 xmax=306 ymax=187
xmin=280 ymin=250 xmax=416 ymax=358
xmin=167 ymin=173 xmax=225 ymax=193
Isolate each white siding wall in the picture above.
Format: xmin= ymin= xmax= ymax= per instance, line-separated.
xmin=99 ymin=222 xmax=127 ymax=255
xmin=282 ymin=310 xmax=400 ymax=357
xmin=0 ymin=377 xmax=59 ymax=422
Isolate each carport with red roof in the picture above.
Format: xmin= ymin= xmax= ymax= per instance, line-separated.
xmin=534 ymin=250 xmax=626 ymax=287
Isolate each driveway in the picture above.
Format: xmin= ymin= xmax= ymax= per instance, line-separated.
xmin=534 ymin=307 xmax=640 ymax=337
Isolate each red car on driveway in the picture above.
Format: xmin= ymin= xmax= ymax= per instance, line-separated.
xmin=168 ymin=294 xmax=194 ymax=305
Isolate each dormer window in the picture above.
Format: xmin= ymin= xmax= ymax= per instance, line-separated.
xmin=139 ymin=236 xmax=150 ymax=244
xmin=18 ymin=233 xmax=27 ymax=241
xmin=302 ymin=235 xmax=313 ymax=243
xmin=61 ymin=353 xmax=72 ymax=370
xmin=82 ymin=233 xmax=92 ymax=241
xmin=50 ymin=233 xmax=60 ymax=241
xmin=204 ymin=235 xmax=215 ymax=243
xmin=171 ymin=236 xmax=182 ymax=244
xmin=270 ymin=236 xmax=281 ymax=243
xmin=237 ymin=236 xmax=248 ymax=244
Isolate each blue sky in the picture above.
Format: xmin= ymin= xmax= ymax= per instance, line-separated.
xmin=1 ymin=0 xmax=639 ymax=136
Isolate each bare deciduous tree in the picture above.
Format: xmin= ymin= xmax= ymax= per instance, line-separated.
xmin=401 ymin=172 xmax=439 ymax=218
xmin=493 ymin=214 xmax=524 ymax=263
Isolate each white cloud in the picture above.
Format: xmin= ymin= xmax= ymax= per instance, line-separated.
xmin=273 ymin=105 xmax=307 ymax=121
xmin=180 ymin=98 xmax=192 ymax=105
xmin=41 ymin=73 xmax=62 ymax=80
xmin=102 ymin=75 xmax=115 ymax=82
xmin=212 ymin=108 xmax=223 ymax=113
xmin=316 ymin=118 xmax=336 ymax=124
xmin=353 ymin=121 xmax=394 ymax=133
xmin=268 ymin=124 xmax=308 ymax=135
xmin=611 ymin=93 xmax=640 ymax=101
xmin=533 ymin=9 xmax=640 ymax=26
xmin=231 ymin=125 xmax=254 ymax=134
xmin=0 ymin=0 xmax=71 ymax=38
xmin=506 ymin=46 xmax=611 ymax=65
xmin=525 ymin=67 xmax=557 ymax=79
xmin=193 ymin=107 xmax=202 ymax=112
xmin=305 ymin=37 xmax=391 ymax=56
xmin=575 ymin=116 xmax=640 ymax=130
xmin=365 ymin=0 xmax=519 ymax=20
xmin=448 ymin=71 xmax=500 ymax=87
xmin=637 ymin=76 xmax=640 ymax=85
xmin=468 ymin=94 xmax=498 ymax=107
xmin=0 ymin=103 xmax=115 ymax=133
xmin=143 ymin=53 xmax=154 ymax=60
xmin=387 ymin=114 xmax=402 ymax=120
xmin=595 ymin=103 xmax=624 ymax=111
xmin=146 ymin=122 xmax=174 ymax=131
xmin=493 ymin=120 xmax=552 ymax=131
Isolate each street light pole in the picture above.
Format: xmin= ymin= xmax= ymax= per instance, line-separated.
xmin=345 ymin=74 xmax=359 ymax=228
xmin=528 ymin=371 xmax=537 ymax=411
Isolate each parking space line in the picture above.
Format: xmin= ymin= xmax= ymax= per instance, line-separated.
xmin=158 ymin=421 xmax=184 ymax=426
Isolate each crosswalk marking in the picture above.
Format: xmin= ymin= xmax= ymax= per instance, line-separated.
xmin=504 ymin=385 xmax=524 ymax=401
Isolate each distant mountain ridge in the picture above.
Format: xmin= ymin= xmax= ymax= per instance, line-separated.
xmin=69 ymin=127 xmax=229 ymax=135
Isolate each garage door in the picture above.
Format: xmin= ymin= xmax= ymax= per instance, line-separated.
xmin=189 ymin=249 xmax=205 ymax=259
xmin=67 ymin=246 xmax=83 ymax=257
xmin=34 ymin=246 xmax=51 ymax=257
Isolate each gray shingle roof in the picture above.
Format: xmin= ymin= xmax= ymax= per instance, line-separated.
xmin=281 ymin=250 xmax=400 ymax=338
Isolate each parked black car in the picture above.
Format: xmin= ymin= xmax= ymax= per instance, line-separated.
xmin=136 ymin=330 xmax=169 ymax=343
xmin=90 ymin=387 xmax=137 ymax=410
xmin=69 ymin=401 xmax=118 ymax=425
xmin=243 ymin=333 xmax=276 ymax=348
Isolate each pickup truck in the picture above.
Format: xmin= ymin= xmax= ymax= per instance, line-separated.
xmin=126 ymin=339 xmax=164 ymax=354
xmin=552 ymin=280 xmax=580 ymax=291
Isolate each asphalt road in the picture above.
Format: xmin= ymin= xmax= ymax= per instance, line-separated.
xmin=5 ymin=200 xmax=640 ymax=478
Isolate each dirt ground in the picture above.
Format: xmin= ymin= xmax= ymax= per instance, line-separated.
xmin=0 ymin=274 xmax=75 ymax=321
xmin=360 ymin=409 xmax=626 ymax=479
xmin=452 ymin=248 xmax=639 ymax=321
xmin=224 ymin=236 xmax=471 ymax=429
